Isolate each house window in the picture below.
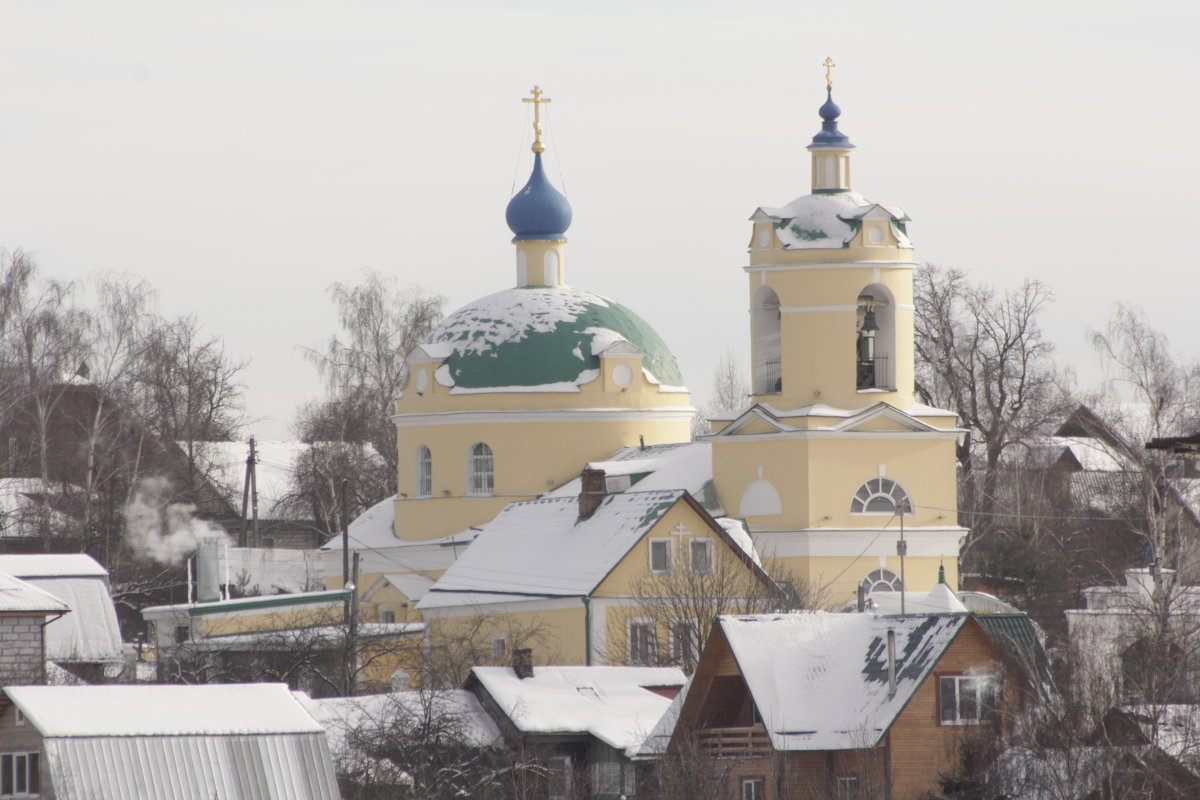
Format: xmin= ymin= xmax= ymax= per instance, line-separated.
xmin=836 ymin=775 xmax=859 ymax=800
xmin=492 ymin=635 xmax=508 ymax=663
xmin=850 ymin=477 xmax=912 ymax=515
xmin=741 ymin=777 xmax=764 ymax=800
xmin=591 ymin=761 xmax=622 ymax=796
xmin=689 ymin=538 xmax=712 ymax=574
xmin=175 ymin=625 xmax=191 ymax=644
xmin=416 ymin=445 xmax=432 ymax=497
xmin=468 ymin=443 xmax=494 ymax=496
xmin=939 ymin=675 xmax=998 ymax=725
xmin=629 ymin=620 xmax=658 ymax=666
xmin=1 ymin=752 xmax=39 ymax=796
xmin=547 ymin=756 xmax=572 ymax=800
xmin=649 ymin=539 xmax=672 ymax=574
xmin=669 ymin=621 xmax=697 ymax=669
xmin=380 ymin=609 xmax=396 ymax=624
xmin=752 ymin=285 xmax=782 ymax=394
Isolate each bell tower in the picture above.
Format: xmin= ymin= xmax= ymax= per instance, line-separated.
xmin=711 ymin=62 xmax=964 ymax=602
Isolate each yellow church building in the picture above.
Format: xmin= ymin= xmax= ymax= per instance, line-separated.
xmin=320 ymin=75 xmax=965 ymax=674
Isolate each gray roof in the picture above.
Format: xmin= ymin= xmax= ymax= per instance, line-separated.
xmin=0 ymin=571 xmax=70 ymax=614
xmin=5 ymin=683 xmax=340 ymax=800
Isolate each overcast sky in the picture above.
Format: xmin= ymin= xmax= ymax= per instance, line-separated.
xmin=1 ymin=1 xmax=1196 ymax=439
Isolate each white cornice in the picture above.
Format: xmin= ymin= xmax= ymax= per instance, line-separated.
xmin=391 ymin=407 xmax=696 ymax=427
xmin=420 ymin=594 xmax=583 ymax=617
xmin=780 ymin=304 xmax=915 ymax=313
xmin=744 ymin=261 xmax=919 ymax=273
xmin=750 ymin=527 xmax=967 ymax=559
xmin=711 ymin=429 xmax=961 ymax=442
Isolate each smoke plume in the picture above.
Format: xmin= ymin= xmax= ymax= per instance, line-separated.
xmin=123 ymin=477 xmax=230 ymax=565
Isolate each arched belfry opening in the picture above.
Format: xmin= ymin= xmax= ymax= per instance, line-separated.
xmin=856 ymin=284 xmax=895 ymax=391
xmin=752 ymin=286 xmax=782 ymax=395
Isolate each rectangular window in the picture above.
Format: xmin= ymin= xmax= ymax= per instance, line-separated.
xmin=689 ymin=538 xmax=712 ymax=574
xmin=669 ymin=621 xmax=696 ymax=668
xmin=741 ymin=777 xmax=764 ymax=800
xmin=547 ymin=756 xmax=572 ymax=800
xmin=649 ymin=539 xmax=672 ymax=574
xmin=380 ymin=609 xmax=396 ymax=624
xmin=629 ymin=620 xmax=658 ymax=666
xmin=175 ymin=625 xmax=191 ymax=644
xmin=836 ymin=775 xmax=859 ymax=800
xmin=939 ymin=675 xmax=998 ymax=725
xmin=1 ymin=752 xmax=38 ymax=796
xmin=492 ymin=635 xmax=508 ymax=663
xmin=591 ymin=761 xmax=621 ymax=796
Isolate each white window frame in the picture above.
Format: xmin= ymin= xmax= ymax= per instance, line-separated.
xmin=689 ymin=537 xmax=713 ymax=574
xmin=741 ymin=777 xmax=764 ymax=800
xmin=379 ymin=609 xmax=396 ymax=624
xmin=1 ymin=751 xmax=39 ymax=797
xmin=939 ymin=674 xmax=998 ymax=725
xmin=467 ymin=442 xmax=494 ymax=497
xmin=628 ymin=618 xmax=658 ymax=666
xmin=669 ymin=620 xmax=696 ymax=668
xmin=850 ymin=477 xmax=913 ymax=515
xmin=836 ymin=775 xmax=859 ymax=800
xmin=416 ymin=444 xmax=432 ymax=498
xmin=648 ymin=539 xmax=672 ymax=574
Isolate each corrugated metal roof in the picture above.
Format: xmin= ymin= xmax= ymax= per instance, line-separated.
xmin=28 ymin=575 xmax=123 ymax=663
xmin=975 ymin=613 xmax=1055 ymax=694
xmin=0 ymin=571 xmax=70 ymax=613
xmin=44 ymin=732 xmax=341 ymax=800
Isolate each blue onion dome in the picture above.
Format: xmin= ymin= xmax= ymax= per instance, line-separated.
xmin=810 ymin=89 xmax=855 ymax=149
xmin=505 ymin=153 xmax=573 ymax=240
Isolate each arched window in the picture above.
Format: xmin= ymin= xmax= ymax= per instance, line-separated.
xmin=860 ymin=568 xmax=904 ymax=594
xmin=752 ymin=286 xmax=782 ymax=394
xmin=416 ymin=445 xmax=432 ymax=497
xmin=856 ymin=284 xmax=895 ymax=391
xmin=851 ymin=477 xmax=913 ymax=514
xmin=468 ymin=443 xmax=494 ymax=496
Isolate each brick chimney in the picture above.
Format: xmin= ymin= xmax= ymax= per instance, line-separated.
xmin=579 ymin=468 xmax=606 ymax=518
xmin=512 ymin=647 xmax=534 ymax=679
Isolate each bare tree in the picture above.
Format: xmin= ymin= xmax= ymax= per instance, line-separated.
xmin=914 ymin=265 xmax=1073 ymax=568
xmin=616 ymin=549 xmax=796 ymax=672
xmin=301 ymin=270 xmax=444 ymax=491
xmin=694 ymin=349 xmax=747 ymax=438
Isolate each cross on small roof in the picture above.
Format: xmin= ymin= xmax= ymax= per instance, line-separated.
xmin=823 ymin=57 xmax=836 ymax=90
xmin=671 ymin=523 xmax=691 ymax=536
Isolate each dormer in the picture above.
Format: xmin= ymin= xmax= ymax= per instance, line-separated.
xmin=597 ymin=340 xmax=648 ymax=392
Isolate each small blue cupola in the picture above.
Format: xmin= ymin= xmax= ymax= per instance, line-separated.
xmin=505 ymin=153 xmax=573 ymax=241
xmin=810 ymin=89 xmax=855 ymax=149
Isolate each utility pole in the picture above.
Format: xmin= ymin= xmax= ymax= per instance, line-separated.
xmin=341 ymin=479 xmax=351 ymax=626
xmin=347 ymin=551 xmax=360 ymax=695
xmin=239 ymin=439 xmax=253 ymax=547
xmin=248 ymin=437 xmax=259 ymax=548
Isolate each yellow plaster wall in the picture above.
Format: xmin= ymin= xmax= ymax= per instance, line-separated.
xmin=428 ymin=604 xmax=587 ymax=665
xmin=394 ymin=416 xmax=690 ymax=541
xmin=790 ymin=555 xmax=958 ymax=606
xmin=198 ymin=604 xmax=343 ymax=638
xmin=748 ymin=263 xmax=916 ymax=410
xmin=712 ymin=434 xmax=957 ymax=530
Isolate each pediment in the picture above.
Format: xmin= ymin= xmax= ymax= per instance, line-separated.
xmin=709 ymin=406 xmax=792 ymax=437
xmin=596 ymin=340 xmax=647 ymax=359
xmin=834 ymin=403 xmax=939 ymax=434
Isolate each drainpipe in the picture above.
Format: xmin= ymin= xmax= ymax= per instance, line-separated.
xmin=583 ymin=596 xmax=592 ymax=666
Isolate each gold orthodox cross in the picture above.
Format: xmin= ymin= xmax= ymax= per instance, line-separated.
xmin=823 ymin=57 xmax=836 ymax=90
xmin=522 ymin=85 xmax=552 ymax=154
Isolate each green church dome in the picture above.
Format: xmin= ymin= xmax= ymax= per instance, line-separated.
xmin=420 ymin=286 xmax=686 ymax=392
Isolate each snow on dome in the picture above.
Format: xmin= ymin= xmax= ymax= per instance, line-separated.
xmin=420 ymin=286 xmax=685 ymax=391
xmin=755 ymin=192 xmax=911 ymax=250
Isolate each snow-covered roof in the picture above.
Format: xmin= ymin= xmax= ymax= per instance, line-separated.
xmin=418 ymin=490 xmax=687 ymax=609
xmin=860 ymin=584 xmax=968 ymax=614
xmin=321 ymin=494 xmax=398 ymax=551
xmin=0 ymin=478 xmax=79 ymax=538
xmin=416 ymin=286 xmax=686 ymax=392
xmin=544 ymin=442 xmax=723 ymax=515
xmin=470 ymin=665 xmax=685 ymax=750
xmin=142 ymin=588 xmax=350 ymax=617
xmin=299 ymin=688 xmax=502 ymax=756
xmin=364 ymin=573 xmax=435 ymax=604
xmin=5 ymin=683 xmax=325 ymax=736
xmin=0 ymin=553 xmax=108 ymax=578
xmin=5 ymin=683 xmax=340 ymax=800
xmin=716 ymin=612 xmax=969 ymax=750
xmin=188 ymin=622 xmax=424 ymax=650
xmin=189 ymin=439 xmax=384 ymax=521
xmin=0 ymin=555 xmax=123 ymax=663
xmin=0 ymin=571 xmax=70 ymax=613
xmin=753 ymin=192 xmax=911 ymax=250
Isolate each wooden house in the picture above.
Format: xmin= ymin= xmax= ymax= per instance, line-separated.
xmin=641 ymin=611 xmax=1046 ymax=800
